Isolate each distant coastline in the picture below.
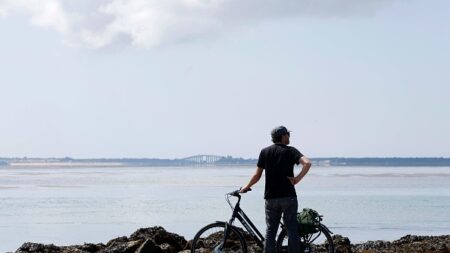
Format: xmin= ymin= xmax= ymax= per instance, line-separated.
xmin=1 ymin=155 xmax=450 ymax=167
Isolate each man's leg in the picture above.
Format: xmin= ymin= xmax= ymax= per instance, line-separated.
xmin=281 ymin=197 xmax=300 ymax=253
xmin=265 ymin=198 xmax=282 ymax=253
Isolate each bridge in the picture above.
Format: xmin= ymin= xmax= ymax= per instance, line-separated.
xmin=182 ymin=155 xmax=225 ymax=164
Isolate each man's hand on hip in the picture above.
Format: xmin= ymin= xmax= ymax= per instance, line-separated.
xmin=287 ymin=176 xmax=300 ymax=185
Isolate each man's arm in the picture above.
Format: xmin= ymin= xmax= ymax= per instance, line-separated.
xmin=240 ymin=167 xmax=263 ymax=193
xmin=288 ymin=156 xmax=312 ymax=185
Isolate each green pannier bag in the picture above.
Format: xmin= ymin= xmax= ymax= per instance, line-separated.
xmin=297 ymin=208 xmax=321 ymax=235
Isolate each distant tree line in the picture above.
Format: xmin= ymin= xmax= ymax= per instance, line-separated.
xmin=313 ymin=157 xmax=450 ymax=166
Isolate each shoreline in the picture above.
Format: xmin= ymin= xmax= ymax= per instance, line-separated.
xmin=13 ymin=226 xmax=450 ymax=253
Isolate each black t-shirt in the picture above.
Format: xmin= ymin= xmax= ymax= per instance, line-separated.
xmin=257 ymin=144 xmax=304 ymax=199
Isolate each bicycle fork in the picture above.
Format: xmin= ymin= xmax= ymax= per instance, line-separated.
xmin=213 ymin=223 xmax=229 ymax=253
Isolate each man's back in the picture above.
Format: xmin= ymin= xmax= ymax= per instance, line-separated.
xmin=258 ymin=144 xmax=303 ymax=199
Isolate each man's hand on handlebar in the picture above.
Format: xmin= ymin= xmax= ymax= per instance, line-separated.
xmin=239 ymin=187 xmax=252 ymax=193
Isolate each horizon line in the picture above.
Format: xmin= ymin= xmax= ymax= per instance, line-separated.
xmin=1 ymin=156 xmax=450 ymax=160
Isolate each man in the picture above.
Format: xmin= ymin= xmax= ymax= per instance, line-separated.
xmin=240 ymin=126 xmax=312 ymax=253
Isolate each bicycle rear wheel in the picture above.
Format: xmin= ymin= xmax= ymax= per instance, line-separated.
xmin=276 ymin=224 xmax=334 ymax=253
xmin=191 ymin=222 xmax=247 ymax=253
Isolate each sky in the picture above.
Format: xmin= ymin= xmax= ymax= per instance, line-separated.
xmin=0 ymin=0 xmax=449 ymax=159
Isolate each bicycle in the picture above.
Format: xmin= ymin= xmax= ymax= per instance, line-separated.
xmin=191 ymin=189 xmax=334 ymax=253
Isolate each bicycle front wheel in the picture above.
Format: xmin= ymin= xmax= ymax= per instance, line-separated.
xmin=191 ymin=222 xmax=247 ymax=253
xmin=276 ymin=224 xmax=334 ymax=253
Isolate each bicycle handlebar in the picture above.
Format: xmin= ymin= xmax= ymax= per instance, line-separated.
xmin=225 ymin=188 xmax=251 ymax=210
xmin=227 ymin=188 xmax=252 ymax=197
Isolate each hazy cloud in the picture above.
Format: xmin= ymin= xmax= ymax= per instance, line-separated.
xmin=0 ymin=0 xmax=70 ymax=33
xmin=0 ymin=0 xmax=392 ymax=49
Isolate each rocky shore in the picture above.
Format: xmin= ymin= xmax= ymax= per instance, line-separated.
xmin=13 ymin=226 xmax=450 ymax=253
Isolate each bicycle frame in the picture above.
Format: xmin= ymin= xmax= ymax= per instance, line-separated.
xmin=223 ymin=190 xmax=285 ymax=249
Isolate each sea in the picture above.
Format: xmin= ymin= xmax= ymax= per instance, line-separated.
xmin=1 ymin=166 xmax=449 ymax=252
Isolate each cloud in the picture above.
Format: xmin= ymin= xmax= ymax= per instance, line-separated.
xmin=0 ymin=0 xmax=392 ymax=49
xmin=0 ymin=0 xmax=70 ymax=33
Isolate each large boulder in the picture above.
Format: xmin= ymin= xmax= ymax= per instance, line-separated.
xmin=130 ymin=227 xmax=187 ymax=252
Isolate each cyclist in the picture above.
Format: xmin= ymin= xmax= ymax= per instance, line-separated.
xmin=240 ymin=126 xmax=312 ymax=253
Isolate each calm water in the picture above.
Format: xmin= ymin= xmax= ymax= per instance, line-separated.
xmin=1 ymin=166 xmax=449 ymax=252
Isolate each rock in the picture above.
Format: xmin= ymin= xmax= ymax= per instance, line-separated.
xmin=183 ymin=240 xmax=193 ymax=251
xmin=159 ymin=243 xmax=175 ymax=253
xmin=99 ymin=239 xmax=143 ymax=253
xmin=15 ymin=242 xmax=104 ymax=253
xmin=332 ymin=234 xmax=352 ymax=253
xmin=233 ymin=227 xmax=262 ymax=253
xmin=135 ymin=239 xmax=162 ymax=253
xmin=436 ymin=243 xmax=449 ymax=253
xmin=15 ymin=242 xmax=61 ymax=253
xmin=353 ymin=235 xmax=450 ymax=253
xmin=354 ymin=240 xmax=392 ymax=253
xmin=106 ymin=237 xmax=129 ymax=248
xmin=60 ymin=247 xmax=90 ymax=253
xmin=72 ymin=243 xmax=105 ymax=253
xmin=130 ymin=227 xmax=187 ymax=252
